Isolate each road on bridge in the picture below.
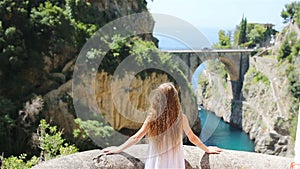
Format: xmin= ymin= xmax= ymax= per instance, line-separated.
xmin=160 ymin=49 xmax=256 ymax=53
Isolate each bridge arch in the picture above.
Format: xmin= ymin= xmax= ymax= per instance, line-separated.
xmin=191 ymin=57 xmax=238 ymax=100
xmin=166 ymin=49 xmax=253 ymax=100
xmin=218 ymin=56 xmax=239 ymax=81
xmin=189 ymin=55 xmax=239 ymax=82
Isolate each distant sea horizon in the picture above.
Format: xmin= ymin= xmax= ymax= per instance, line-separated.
xmin=154 ymin=27 xmax=224 ymax=50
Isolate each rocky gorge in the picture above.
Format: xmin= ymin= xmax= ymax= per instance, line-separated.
xmin=1 ymin=0 xmax=299 ymax=168
xmin=196 ymin=23 xmax=300 ymax=156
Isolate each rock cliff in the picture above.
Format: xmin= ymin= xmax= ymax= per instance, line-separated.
xmin=197 ymin=57 xmax=296 ymax=157
xmin=45 ymin=72 xmax=200 ymax=144
xmin=32 ymin=144 xmax=293 ymax=169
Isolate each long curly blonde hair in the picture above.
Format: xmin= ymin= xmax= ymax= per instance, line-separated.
xmin=146 ymin=83 xmax=183 ymax=153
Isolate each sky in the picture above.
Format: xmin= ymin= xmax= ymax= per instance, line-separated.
xmin=146 ymin=0 xmax=295 ymax=45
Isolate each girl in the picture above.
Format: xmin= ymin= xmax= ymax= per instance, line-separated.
xmin=103 ymin=83 xmax=222 ymax=168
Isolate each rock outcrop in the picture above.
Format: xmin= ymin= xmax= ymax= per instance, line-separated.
xmin=242 ymin=56 xmax=294 ymax=157
xmin=44 ymin=72 xmax=200 ymax=141
xmin=32 ymin=144 xmax=293 ymax=169
xmin=44 ymin=80 xmax=76 ymax=135
xmin=272 ymin=22 xmax=300 ymax=55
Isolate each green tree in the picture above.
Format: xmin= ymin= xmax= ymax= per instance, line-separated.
xmin=213 ymin=30 xmax=231 ymax=49
xmin=0 ymin=97 xmax=16 ymax=155
xmin=65 ymin=0 xmax=99 ymax=47
xmin=233 ymin=25 xmax=240 ymax=46
xmin=281 ymin=1 xmax=300 ymax=23
xmin=238 ymin=17 xmax=247 ymax=45
xmin=30 ymin=1 xmax=76 ymax=54
xmin=247 ymin=24 xmax=266 ymax=48
xmin=0 ymin=0 xmax=29 ymax=29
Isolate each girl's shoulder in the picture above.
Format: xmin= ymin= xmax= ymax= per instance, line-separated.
xmin=182 ymin=114 xmax=188 ymax=120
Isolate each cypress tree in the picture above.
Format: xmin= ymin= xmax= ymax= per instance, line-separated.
xmin=238 ymin=17 xmax=247 ymax=45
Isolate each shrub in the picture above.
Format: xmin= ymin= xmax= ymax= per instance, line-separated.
xmin=1 ymin=154 xmax=38 ymax=169
xmin=278 ymin=40 xmax=292 ymax=61
xmin=73 ymin=118 xmax=114 ymax=146
xmin=286 ymin=65 xmax=300 ymax=99
xmin=1 ymin=119 xmax=78 ymax=168
xmin=37 ymin=119 xmax=78 ymax=160
xmin=247 ymin=67 xmax=270 ymax=86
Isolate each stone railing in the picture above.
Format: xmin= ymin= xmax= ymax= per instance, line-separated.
xmin=32 ymin=144 xmax=292 ymax=169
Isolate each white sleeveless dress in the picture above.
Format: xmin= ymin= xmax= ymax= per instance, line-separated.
xmin=144 ymin=139 xmax=185 ymax=169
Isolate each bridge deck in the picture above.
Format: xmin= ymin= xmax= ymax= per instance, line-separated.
xmin=160 ymin=49 xmax=255 ymax=53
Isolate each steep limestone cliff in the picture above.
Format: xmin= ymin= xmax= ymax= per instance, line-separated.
xmin=45 ymin=70 xmax=200 ymax=144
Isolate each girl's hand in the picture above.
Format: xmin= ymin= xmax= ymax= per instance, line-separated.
xmin=102 ymin=146 xmax=122 ymax=154
xmin=206 ymin=146 xmax=222 ymax=154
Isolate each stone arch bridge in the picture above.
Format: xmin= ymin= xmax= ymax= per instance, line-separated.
xmin=163 ymin=49 xmax=255 ymax=101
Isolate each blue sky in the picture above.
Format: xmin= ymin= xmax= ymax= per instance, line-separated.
xmin=146 ymin=0 xmax=295 ymax=44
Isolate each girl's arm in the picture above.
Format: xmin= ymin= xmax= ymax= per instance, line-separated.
xmin=102 ymin=117 xmax=149 ymax=154
xmin=182 ymin=114 xmax=222 ymax=154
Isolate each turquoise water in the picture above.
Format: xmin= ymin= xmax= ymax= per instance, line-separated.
xmin=191 ymin=58 xmax=254 ymax=152
xmin=199 ymin=108 xmax=254 ymax=152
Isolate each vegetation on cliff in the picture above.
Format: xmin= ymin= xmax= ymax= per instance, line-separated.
xmin=0 ymin=0 xmax=154 ymax=166
xmin=0 ymin=0 xmax=102 ymax=158
xmin=245 ymin=67 xmax=270 ymax=86
xmin=275 ymin=30 xmax=300 ymax=141
xmin=273 ymin=1 xmax=300 ymax=141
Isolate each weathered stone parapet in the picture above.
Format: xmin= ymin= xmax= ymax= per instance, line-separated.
xmin=32 ymin=144 xmax=292 ymax=169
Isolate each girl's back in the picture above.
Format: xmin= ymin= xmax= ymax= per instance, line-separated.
xmin=145 ymin=135 xmax=184 ymax=168
xmin=145 ymin=83 xmax=184 ymax=168
xmin=102 ymin=83 xmax=221 ymax=169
